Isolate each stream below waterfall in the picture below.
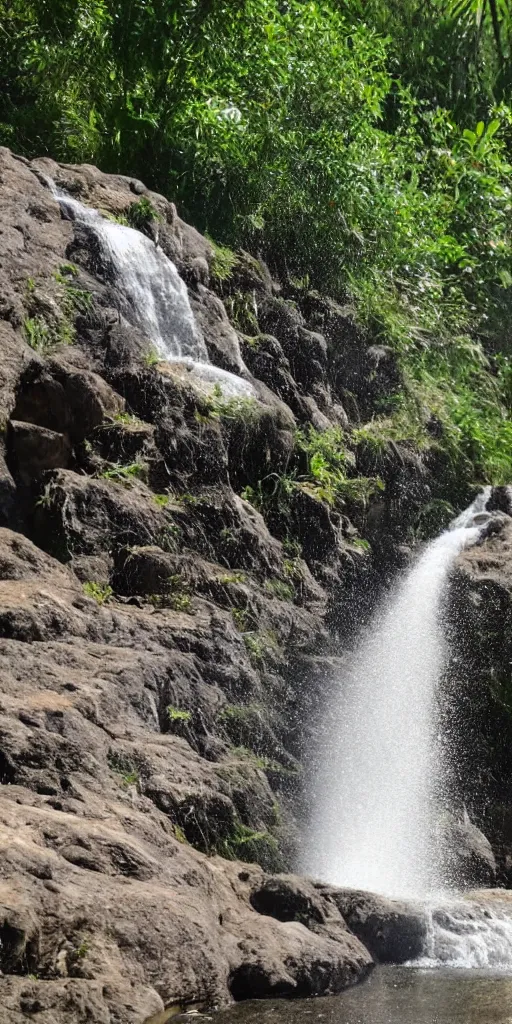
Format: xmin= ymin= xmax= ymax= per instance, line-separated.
xmin=217 ymin=966 xmax=512 ymax=1024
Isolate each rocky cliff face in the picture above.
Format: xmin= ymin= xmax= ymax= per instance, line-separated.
xmin=445 ymin=506 xmax=512 ymax=886
xmin=0 ymin=146 xmax=507 ymax=1021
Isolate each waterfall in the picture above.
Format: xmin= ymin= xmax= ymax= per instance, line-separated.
xmin=49 ymin=184 xmax=253 ymax=397
xmin=302 ymin=492 xmax=491 ymax=899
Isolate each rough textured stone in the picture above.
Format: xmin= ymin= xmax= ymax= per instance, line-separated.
xmin=323 ymin=888 xmax=428 ymax=964
xmin=437 ymin=817 xmax=497 ymax=888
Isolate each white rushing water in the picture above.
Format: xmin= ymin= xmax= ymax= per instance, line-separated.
xmin=302 ymin=493 xmax=489 ymax=900
xmin=416 ymin=894 xmax=512 ymax=968
xmin=50 ymin=183 xmax=253 ymax=397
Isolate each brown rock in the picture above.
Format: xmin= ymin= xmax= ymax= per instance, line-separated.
xmin=8 ymin=420 xmax=71 ymax=481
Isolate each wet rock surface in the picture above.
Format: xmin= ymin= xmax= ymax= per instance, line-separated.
xmin=446 ymin=518 xmax=512 ymax=885
xmin=320 ymin=889 xmax=428 ymax=964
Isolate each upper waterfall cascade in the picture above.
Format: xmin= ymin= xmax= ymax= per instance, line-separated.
xmin=50 ymin=183 xmax=253 ymax=397
xmin=302 ymin=490 xmax=493 ymax=900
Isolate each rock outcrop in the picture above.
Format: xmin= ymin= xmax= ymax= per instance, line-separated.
xmin=317 ymin=888 xmax=427 ymax=964
xmin=445 ymin=516 xmax=512 ymax=885
xmin=0 ymin=144 xmax=508 ymax=1020
xmin=0 ymin=147 xmax=420 ymax=1020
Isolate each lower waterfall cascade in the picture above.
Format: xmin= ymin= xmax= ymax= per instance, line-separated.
xmin=302 ymin=487 xmax=512 ymax=968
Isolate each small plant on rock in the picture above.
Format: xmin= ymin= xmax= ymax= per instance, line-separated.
xmin=58 ymin=262 xmax=78 ymax=278
xmin=150 ymin=591 xmax=192 ymax=612
xmin=53 ymin=266 xmax=92 ymax=316
xmin=264 ymin=578 xmax=294 ymax=601
xmin=113 ymin=411 xmax=144 ymax=427
xmin=243 ymin=630 xmax=280 ymax=667
xmin=149 ymin=574 xmax=193 ymax=613
xmin=174 ymin=824 xmax=188 ymax=844
xmin=232 ymin=607 xmax=249 ymax=631
xmin=219 ymin=572 xmax=247 ymax=585
xmin=143 ymin=347 xmax=162 ymax=367
xmin=36 ymin=481 xmax=56 ymax=509
xmin=74 ymin=938 xmax=89 ymax=960
xmin=108 ymin=750 xmax=140 ymax=787
xmin=352 ymin=537 xmax=371 ymax=553
xmin=152 ymin=493 xmax=170 ymax=507
xmin=127 ymin=197 xmax=161 ymax=233
xmin=158 ymin=524 xmax=182 ymax=554
xmin=23 ymin=316 xmax=52 ymax=354
xmin=167 ymin=706 xmax=192 ymax=723
xmin=98 ymin=460 xmax=147 ymax=484
xmin=82 ymin=581 xmax=113 ymax=605
xmin=208 ymin=239 xmax=238 ymax=284
xmin=216 ymin=821 xmax=283 ymax=872
xmin=211 ymin=395 xmax=259 ymax=424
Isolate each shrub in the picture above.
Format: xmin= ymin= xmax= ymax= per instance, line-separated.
xmin=127 ymin=197 xmax=160 ymax=232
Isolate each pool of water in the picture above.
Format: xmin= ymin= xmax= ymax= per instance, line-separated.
xmin=216 ymin=966 xmax=512 ymax=1024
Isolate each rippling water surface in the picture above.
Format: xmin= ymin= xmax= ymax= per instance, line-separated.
xmin=217 ymin=967 xmax=512 ymax=1024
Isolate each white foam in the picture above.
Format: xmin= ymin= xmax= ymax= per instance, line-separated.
xmin=413 ymin=895 xmax=512 ymax=969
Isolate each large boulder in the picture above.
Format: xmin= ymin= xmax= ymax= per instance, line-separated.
xmin=436 ymin=816 xmax=497 ymax=889
xmin=320 ymin=887 xmax=427 ymax=963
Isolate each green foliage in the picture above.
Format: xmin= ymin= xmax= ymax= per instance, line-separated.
xmin=23 ymin=312 xmax=74 ymax=353
xmin=351 ymin=537 xmax=372 ymax=553
xmin=295 ymin=426 xmax=383 ymax=508
xmin=36 ymin=481 xmax=55 ymax=509
xmin=167 ymin=705 xmax=191 ymax=722
xmin=174 ymin=824 xmax=188 ymax=844
xmin=113 ymin=410 xmax=144 ymax=427
xmin=216 ymin=820 xmax=282 ymax=871
xmin=71 ymin=938 xmax=89 ymax=961
xmin=150 ymin=591 xmax=192 ymax=612
xmin=218 ymin=571 xmax=247 ymax=585
xmin=59 ymin=262 xmax=78 ymax=278
xmin=224 ymin=293 xmax=259 ymax=334
xmin=208 ymin=239 xmax=238 ymax=283
xmin=264 ymin=578 xmax=294 ymax=602
xmin=203 ymin=391 xmax=259 ymax=427
xmin=53 ymin=265 xmax=92 ymax=316
xmin=127 ymin=196 xmax=160 ymax=232
xmin=157 ymin=523 xmax=182 ymax=554
xmin=149 ymin=573 xmax=193 ymax=612
xmin=23 ymin=265 xmax=89 ymax=354
xmin=243 ymin=427 xmax=383 ymax=523
xmin=232 ymin=607 xmax=249 ymax=631
xmin=243 ymin=630 xmax=279 ymax=667
xmin=98 ymin=460 xmax=147 ymax=484
xmin=283 ymin=556 xmax=303 ymax=582
xmin=219 ymin=702 xmax=264 ymax=727
xmin=23 ymin=316 xmax=52 ymax=354
xmin=232 ymin=746 xmax=299 ymax=777
xmin=82 ymin=581 xmax=113 ymax=605
xmin=108 ymin=751 xmax=140 ymax=787
xmin=4 ymin=0 xmax=512 ymax=483
xmin=143 ymin=347 xmax=162 ymax=367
